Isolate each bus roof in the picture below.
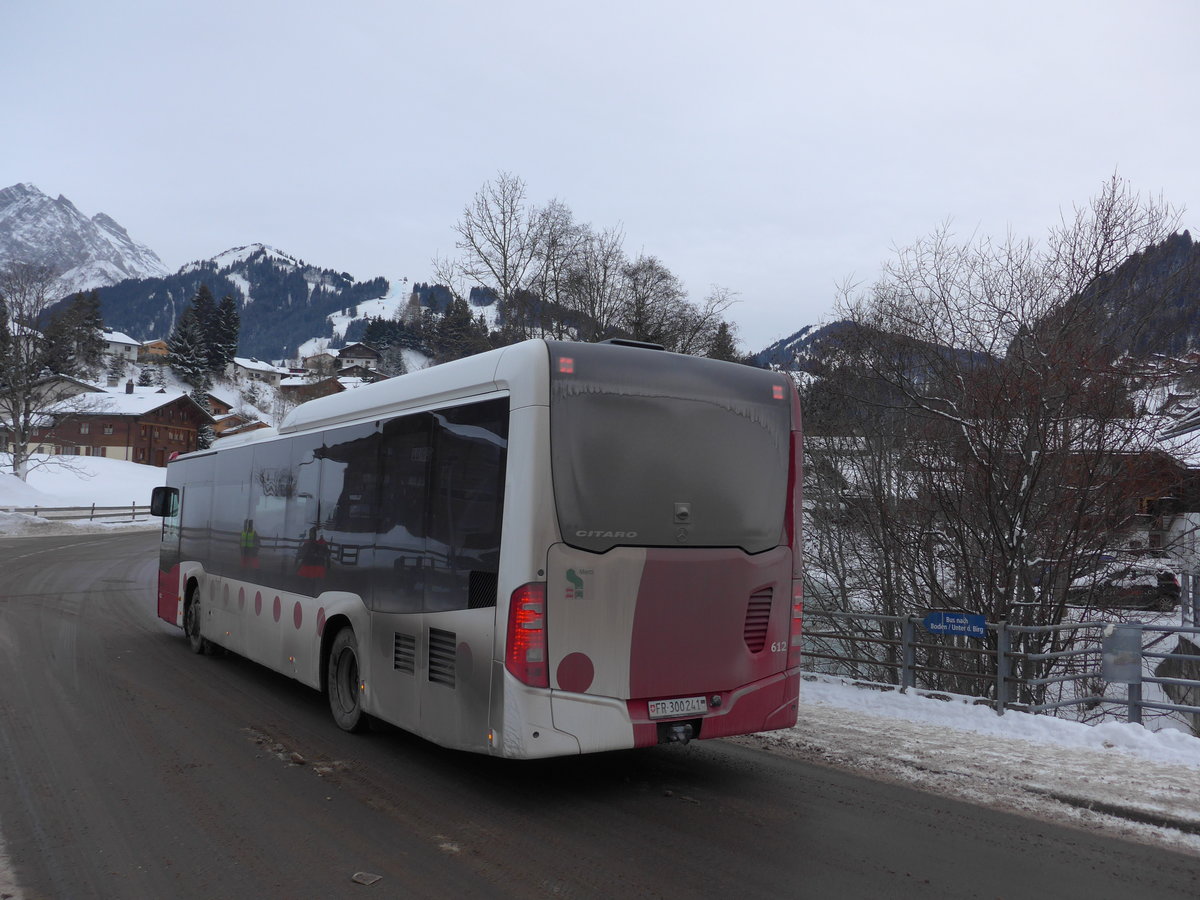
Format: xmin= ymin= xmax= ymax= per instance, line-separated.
xmin=276 ymin=340 xmax=547 ymax=436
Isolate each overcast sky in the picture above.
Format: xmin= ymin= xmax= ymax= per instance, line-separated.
xmin=3 ymin=1 xmax=1198 ymax=351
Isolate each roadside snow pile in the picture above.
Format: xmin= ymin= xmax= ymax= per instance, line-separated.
xmin=0 ymin=456 xmax=165 ymax=535
xmin=761 ymin=676 xmax=1200 ymax=855
xmin=801 ymin=677 xmax=1200 ymax=767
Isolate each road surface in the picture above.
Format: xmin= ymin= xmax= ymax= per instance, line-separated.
xmin=0 ymin=531 xmax=1197 ymax=898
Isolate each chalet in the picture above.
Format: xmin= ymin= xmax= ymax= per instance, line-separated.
xmin=139 ymin=339 xmax=170 ymax=360
xmin=279 ymin=375 xmax=345 ymax=404
xmin=301 ymin=352 xmax=339 ymax=376
xmin=227 ymin=357 xmax=290 ymax=387
xmin=337 ymin=342 xmax=382 ymax=371
xmin=205 ymin=390 xmax=268 ymax=438
xmin=335 ymin=363 xmax=385 ymax=382
xmin=102 ymin=329 xmax=140 ymax=364
xmin=28 ymin=382 xmax=215 ymax=466
xmin=213 ymin=411 xmax=270 ymax=439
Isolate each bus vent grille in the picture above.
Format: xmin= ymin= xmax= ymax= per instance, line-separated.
xmin=393 ymin=632 xmax=416 ymax=674
xmin=428 ymin=628 xmax=456 ymax=687
xmin=468 ymin=570 xmax=498 ymax=609
xmin=743 ymin=588 xmax=773 ymax=652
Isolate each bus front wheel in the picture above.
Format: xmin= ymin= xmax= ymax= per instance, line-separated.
xmin=327 ymin=627 xmax=367 ymax=733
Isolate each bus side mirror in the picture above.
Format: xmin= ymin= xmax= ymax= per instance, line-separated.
xmin=150 ymin=486 xmax=179 ymax=517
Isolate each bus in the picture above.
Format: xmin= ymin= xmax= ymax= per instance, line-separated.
xmin=150 ymin=338 xmax=804 ymax=758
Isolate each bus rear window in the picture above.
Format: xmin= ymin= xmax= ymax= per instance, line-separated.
xmin=548 ymin=342 xmax=792 ymax=554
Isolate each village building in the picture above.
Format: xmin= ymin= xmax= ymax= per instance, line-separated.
xmin=138 ymin=339 xmax=170 ymax=361
xmin=337 ymin=342 xmax=382 ymax=371
xmin=23 ymin=381 xmax=215 ymax=466
xmin=334 ymin=363 xmax=385 ymax=383
xmin=226 ymin=357 xmax=290 ymax=387
xmin=101 ymin=329 xmax=140 ymax=364
xmin=301 ymin=351 xmax=339 ymax=377
xmin=279 ymin=375 xmax=345 ymax=405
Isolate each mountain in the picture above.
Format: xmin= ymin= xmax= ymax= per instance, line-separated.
xmin=1054 ymin=230 xmax=1200 ymax=359
xmin=0 ymin=183 xmax=168 ymax=294
xmin=94 ymin=244 xmax=391 ymax=360
xmin=752 ymin=320 xmax=868 ymax=373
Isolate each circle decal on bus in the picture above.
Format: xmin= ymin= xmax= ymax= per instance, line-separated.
xmin=238 ymin=587 xmax=246 ymax=610
xmin=255 ymin=591 xmax=263 ymax=616
xmin=316 ymin=608 xmax=326 ymax=637
xmin=273 ymin=596 xmax=282 ymax=623
xmin=556 ymin=652 xmax=595 ymax=694
xmin=293 ymin=601 xmax=303 ymax=629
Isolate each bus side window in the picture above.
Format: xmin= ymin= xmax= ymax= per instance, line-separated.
xmin=425 ymin=399 xmax=508 ymax=612
xmin=372 ymin=413 xmax=432 ymax=614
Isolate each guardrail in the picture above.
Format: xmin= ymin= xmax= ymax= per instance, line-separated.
xmin=803 ymin=608 xmax=1200 ymax=733
xmin=4 ymin=504 xmax=151 ymax=522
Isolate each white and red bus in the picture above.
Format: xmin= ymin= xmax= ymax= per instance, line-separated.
xmin=151 ymin=338 xmax=803 ymax=758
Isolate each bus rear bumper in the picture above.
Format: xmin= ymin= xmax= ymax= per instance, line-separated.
xmin=627 ymin=670 xmax=801 ymax=747
xmin=544 ymin=670 xmax=801 ymax=753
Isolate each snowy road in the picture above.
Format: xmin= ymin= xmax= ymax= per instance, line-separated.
xmin=0 ymin=530 xmax=1198 ymax=898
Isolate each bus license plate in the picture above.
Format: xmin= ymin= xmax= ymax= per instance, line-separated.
xmin=648 ymin=696 xmax=708 ymax=719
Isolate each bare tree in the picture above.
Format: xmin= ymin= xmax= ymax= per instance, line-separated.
xmin=0 ymin=262 xmax=107 ymax=480
xmin=618 ymin=253 xmax=686 ymax=345
xmin=448 ymin=172 xmax=547 ymax=338
xmin=672 ymin=286 xmax=739 ymax=356
xmin=437 ymin=174 xmax=743 ymax=354
xmin=529 ymin=199 xmax=585 ymax=339
xmin=563 ymin=225 xmax=629 ymax=342
xmin=806 ymin=177 xmax=1190 ymax=704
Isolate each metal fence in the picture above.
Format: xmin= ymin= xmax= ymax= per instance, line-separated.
xmin=4 ymin=504 xmax=151 ymax=522
xmin=802 ymin=608 xmax=1200 ymax=733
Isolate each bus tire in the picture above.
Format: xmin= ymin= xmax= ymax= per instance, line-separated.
xmin=327 ymin=627 xmax=367 ymax=733
xmin=184 ymin=586 xmax=210 ymax=655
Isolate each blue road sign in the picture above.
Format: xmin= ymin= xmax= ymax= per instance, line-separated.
xmin=922 ymin=612 xmax=987 ymax=639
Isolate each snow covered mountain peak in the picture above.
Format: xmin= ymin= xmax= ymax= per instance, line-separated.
xmin=0 ymin=182 xmax=168 ymax=296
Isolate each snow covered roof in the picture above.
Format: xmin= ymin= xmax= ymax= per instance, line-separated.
xmin=102 ymin=329 xmax=138 ymax=346
xmin=231 ymin=357 xmax=290 ymax=375
xmin=338 ymin=342 xmax=380 ymax=358
xmin=206 ymin=385 xmax=240 ymax=409
xmin=43 ymin=386 xmax=213 ymax=421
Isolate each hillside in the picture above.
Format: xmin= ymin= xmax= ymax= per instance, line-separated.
xmin=93 ymin=244 xmax=390 ymax=360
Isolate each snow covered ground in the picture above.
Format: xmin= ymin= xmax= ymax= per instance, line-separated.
xmin=2 ymin=457 xmax=1199 ymax=859
xmin=0 ymin=455 xmax=164 ymax=535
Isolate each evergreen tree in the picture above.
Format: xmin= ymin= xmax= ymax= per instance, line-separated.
xmin=168 ymin=308 xmax=210 ymax=388
xmin=190 ymin=284 xmax=222 ymax=373
xmin=41 ymin=291 xmax=106 ymax=377
xmin=214 ymin=294 xmax=241 ymax=372
xmin=74 ymin=291 xmax=107 ymax=373
xmin=707 ymin=321 xmax=741 ymax=362
xmin=106 ymin=353 xmax=126 ymax=382
xmin=190 ymin=384 xmax=216 ymax=450
xmin=433 ymin=297 xmax=491 ymax=363
xmin=137 ymin=365 xmax=155 ymax=386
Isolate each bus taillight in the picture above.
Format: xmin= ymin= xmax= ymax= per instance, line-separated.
xmin=787 ymin=582 xmax=804 ymax=669
xmin=506 ymin=582 xmax=548 ymax=688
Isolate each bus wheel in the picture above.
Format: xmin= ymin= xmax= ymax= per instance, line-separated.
xmin=327 ymin=627 xmax=367 ymax=733
xmin=184 ymin=588 xmax=208 ymax=655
